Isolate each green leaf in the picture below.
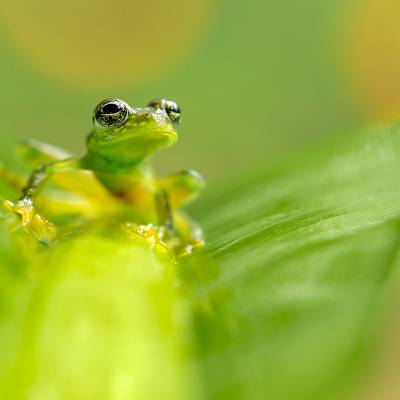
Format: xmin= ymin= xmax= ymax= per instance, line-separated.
xmin=189 ymin=128 xmax=400 ymax=399
xmin=1 ymin=127 xmax=400 ymax=399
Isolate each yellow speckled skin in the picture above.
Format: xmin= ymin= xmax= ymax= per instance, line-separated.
xmin=0 ymin=99 xmax=205 ymax=256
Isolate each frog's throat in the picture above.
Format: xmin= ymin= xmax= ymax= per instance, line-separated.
xmin=81 ymin=151 xmax=146 ymax=173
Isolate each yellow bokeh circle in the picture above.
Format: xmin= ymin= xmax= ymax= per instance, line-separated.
xmin=344 ymin=0 xmax=400 ymax=121
xmin=1 ymin=0 xmax=212 ymax=88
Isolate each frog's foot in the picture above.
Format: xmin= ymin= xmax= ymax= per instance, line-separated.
xmin=1 ymin=198 xmax=56 ymax=244
xmin=137 ymin=223 xmax=165 ymax=244
xmin=177 ymin=239 xmax=205 ymax=258
xmin=124 ymin=223 xmax=171 ymax=255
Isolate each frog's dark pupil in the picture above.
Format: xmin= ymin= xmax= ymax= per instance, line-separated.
xmin=169 ymin=105 xmax=180 ymax=114
xmin=102 ymin=102 xmax=121 ymax=114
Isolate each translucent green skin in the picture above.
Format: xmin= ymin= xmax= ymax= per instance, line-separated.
xmin=86 ymin=105 xmax=178 ymax=171
xmin=83 ymin=104 xmax=179 ymax=225
xmin=1 ymin=100 xmax=205 ymax=255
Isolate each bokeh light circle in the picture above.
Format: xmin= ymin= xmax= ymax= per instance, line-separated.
xmin=344 ymin=0 xmax=400 ymax=121
xmin=1 ymin=0 xmax=211 ymax=88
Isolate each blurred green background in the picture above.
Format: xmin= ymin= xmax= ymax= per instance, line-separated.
xmin=2 ymin=1 xmax=400 ymax=399
xmin=1 ymin=0 xmax=395 ymax=182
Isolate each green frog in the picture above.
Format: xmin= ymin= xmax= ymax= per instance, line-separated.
xmin=1 ymin=98 xmax=205 ymax=257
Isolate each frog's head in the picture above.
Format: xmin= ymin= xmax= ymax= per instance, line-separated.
xmin=87 ymin=98 xmax=180 ymax=164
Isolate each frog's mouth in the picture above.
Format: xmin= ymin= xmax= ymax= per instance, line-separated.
xmin=94 ymin=128 xmax=177 ymax=146
xmin=89 ymin=128 xmax=178 ymax=163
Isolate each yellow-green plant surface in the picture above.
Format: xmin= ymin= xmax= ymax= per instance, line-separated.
xmin=1 ymin=127 xmax=400 ymax=399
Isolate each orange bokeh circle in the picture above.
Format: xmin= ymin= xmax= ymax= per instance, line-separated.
xmin=1 ymin=0 xmax=212 ymax=88
xmin=344 ymin=0 xmax=400 ymax=121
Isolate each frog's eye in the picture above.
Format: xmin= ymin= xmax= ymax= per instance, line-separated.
xmin=148 ymin=98 xmax=181 ymax=125
xmin=94 ymin=98 xmax=129 ymax=129
xmin=164 ymin=100 xmax=181 ymax=124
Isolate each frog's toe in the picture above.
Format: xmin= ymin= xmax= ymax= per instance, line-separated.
xmin=177 ymin=239 xmax=205 ymax=258
xmin=13 ymin=198 xmax=38 ymax=225
xmin=0 ymin=198 xmax=56 ymax=243
xmin=137 ymin=224 xmax=167 ymax=246
xmin=1 ymin=202 xmax=20 ymax=232
xmin=1 ymin=198 xmax=14 ymax=213
xmin=30 ymin=213 xmax=56 ymax=244
xmin=123 ymin=223 xmax=172 ymax=255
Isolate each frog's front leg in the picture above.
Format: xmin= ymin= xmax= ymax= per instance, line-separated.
xmin=159 ymin=170 xmax=205 ymax=209
xmin=3 ymin=158 xmax=79 ymax=243
xmin=158 ymin=170 xmax=205 ymax=255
